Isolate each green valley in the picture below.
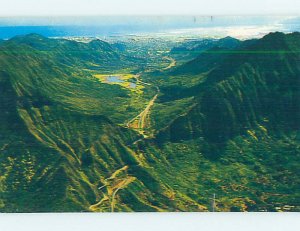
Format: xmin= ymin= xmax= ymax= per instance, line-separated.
xmin=0 ymin=31 xmax=299 ymax=212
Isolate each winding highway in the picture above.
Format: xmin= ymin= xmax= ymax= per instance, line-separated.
xmin=89 ymin=166 xmax=135 ymax=212
xmin=162 ymin=56 xmax=176 ymax=70
xmin=126 ymin=76 xmax=160 ymax=137
xmin=127 ymin=56 xmax=175 ymax=140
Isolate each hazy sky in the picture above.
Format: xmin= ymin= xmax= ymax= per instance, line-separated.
xmin=0 ymin=0 xmax=300 ymax=16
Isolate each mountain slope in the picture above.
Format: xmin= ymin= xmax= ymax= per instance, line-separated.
xmin=157 ymin=32 xmax=300 ymax=146
xmin=0 ymin=34 xmax=205 ymax=212
xmin=148 ymin=32 xmax=300 ymax=211
xmin=0 ymin=32 xmax=299 ymax=212
xmin=3 ymin=33 xmax=138 ymax=70
xmin=170 ymin=36 xmax=241 ymax=63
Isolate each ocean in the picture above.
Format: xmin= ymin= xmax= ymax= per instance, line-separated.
xmin=0 ymin=16 xmax=299 ymax=39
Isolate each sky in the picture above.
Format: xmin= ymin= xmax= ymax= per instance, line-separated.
xmin=0 ymin=0 xmax=300 ymax=16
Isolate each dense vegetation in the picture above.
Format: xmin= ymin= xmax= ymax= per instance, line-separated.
xmin=0 ymin=32 xmax=299 ymax=212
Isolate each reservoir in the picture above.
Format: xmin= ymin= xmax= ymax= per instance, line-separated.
xmin=129 ymin=83 xmax=137 ymax=88
xmin=107 ymin=76 xmax=124 ymax=83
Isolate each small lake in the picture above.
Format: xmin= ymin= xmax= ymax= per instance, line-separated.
xmin=129 ymin=83 xmax=137 ymax=88
xmin=105 ymin=75 xmax=137 ymax=89
xmin=106 ymin=76 xmax=124 ymax=83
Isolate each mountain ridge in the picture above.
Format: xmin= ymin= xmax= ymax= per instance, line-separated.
xmin=0 ymin=31 xmax=299 ymax=212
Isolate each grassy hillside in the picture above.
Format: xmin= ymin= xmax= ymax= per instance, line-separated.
xmin=170 ymin=36 xmax=241 ymax=63
xmin=4 ymin=33 xmax=136 ymax=69
xmin=0 ymin=34 xmax=204 ymax=212
xmin=0 ymin=32 xmax=299 ymax=212
xmin=156 ymin=32 xmax=300 ymax=142
xmin=149 ymin=32 xmax=300 ymax=211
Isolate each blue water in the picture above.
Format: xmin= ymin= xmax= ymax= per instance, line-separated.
xmin=107 ymin=76 xmax=124 ymax=83
xmin=129 ymin=83 xmax=137 ymax=89
xmin=0 ymin=16 xmax=299 ymax=39
xmin=0 ymin=25 xmax=144 ymax=39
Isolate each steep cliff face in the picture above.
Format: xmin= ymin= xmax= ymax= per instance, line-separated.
xmin=0 ymin=35 xmax=205 ymax=212
xmin=148 ymin=33 xmax=300 ymax=211
xmin=158 ymin=32 xmax=300 ymax=146
xmin=0 ymin=32 xmax=299 ymax=212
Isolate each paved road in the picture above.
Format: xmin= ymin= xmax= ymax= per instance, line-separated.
xmin=89 ymin=166 xmax=135 ymax=212
xmin=163 ymin=56 xmax=176 ymax=70
xmin=127 ymin=56 xmax=175 ymax=139
xmin=126 ymin=76 xmax=160 ymax=136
